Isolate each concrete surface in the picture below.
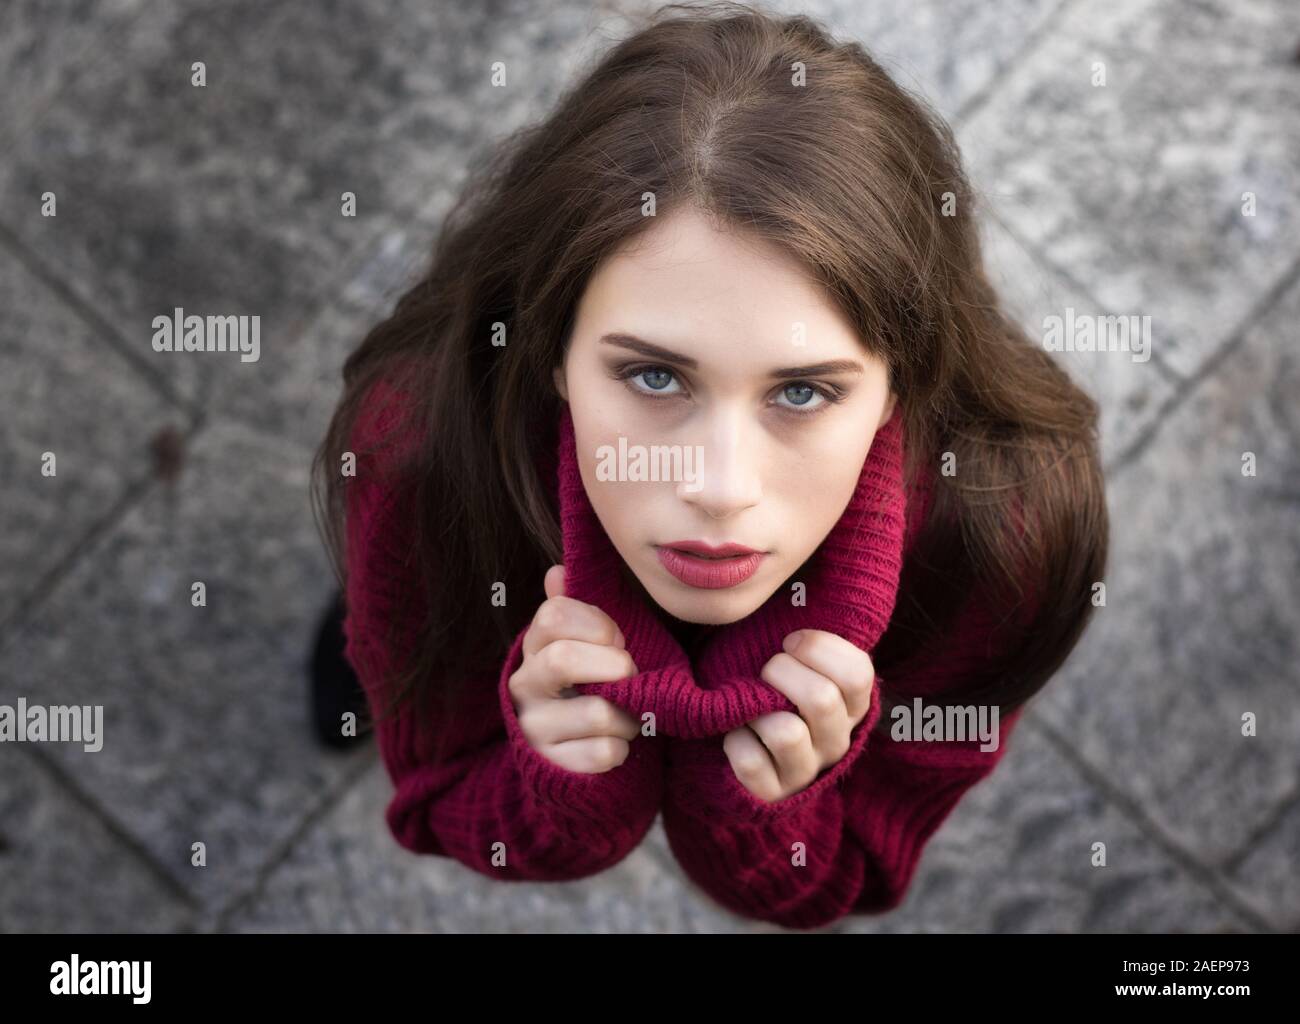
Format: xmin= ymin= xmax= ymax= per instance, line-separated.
xmin=1 ymin=0 xmax=1297 ymax=933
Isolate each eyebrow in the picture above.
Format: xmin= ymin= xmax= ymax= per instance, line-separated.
xmin=598 ymin=332 xmax=865 ymax=380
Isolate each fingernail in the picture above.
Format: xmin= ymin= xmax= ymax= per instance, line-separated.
xmin=785 ymin=631 xmax=804 ymax=652
xmin=614 ymin=628 xmax=626 ymax=648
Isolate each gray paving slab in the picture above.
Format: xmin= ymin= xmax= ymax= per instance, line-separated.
xmin=0 ymin=748 xmax=195 ymax=932
xmin=0 ymin=0 xmax=154 ymax=154
xmin=0 ymin=250 xmax=183 ymax=630
xmin=0 ymin=0 xmax=646 ymax=439
xmin=0 ymin=422 xmax=364 ymax=909
xmin=218 ymin=760 xmax=783 ymax=933
xmin=978 ymin=211 xmax=1181 ymax=469
xmin=1032 ymin=273 xmax=1300 ymax=924
xmin=958 ymin=0 xmax=1300 ymax=378
xmin=772 ymin=0 xmax=1071 ymax=121
xmin=834 ymin=719 xmax=1260 ymax=933
xmin=1227 ymin=793 xmax=1300 ymax=933
xmin=2 ymin=0 xmax=1295 ymax=935
xmin=222 ymin=712 xmax=1254 ymax=933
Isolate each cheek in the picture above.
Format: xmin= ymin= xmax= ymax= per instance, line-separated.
xmin=774 ymin=452 xmax=865 ymax=553
xmin=575 ymin=445 xmax=661 ymax=562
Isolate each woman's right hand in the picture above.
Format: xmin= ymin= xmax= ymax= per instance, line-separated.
xmin=507 ymin=564 xmax=643 ymax=773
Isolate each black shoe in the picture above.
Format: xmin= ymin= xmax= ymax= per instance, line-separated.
xmin=309 ymin=592 xmax=372 ymax=750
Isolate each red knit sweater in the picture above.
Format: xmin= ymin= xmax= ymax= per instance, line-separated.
xmin=341 ymin=381 xmax=1032 ymax=930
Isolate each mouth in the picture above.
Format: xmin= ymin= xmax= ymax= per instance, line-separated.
xmin=655 ymin=540 xmax=768 ymax=589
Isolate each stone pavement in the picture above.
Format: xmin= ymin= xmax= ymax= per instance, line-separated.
xmin=1 ymin=0 xmax=1297 ymax=933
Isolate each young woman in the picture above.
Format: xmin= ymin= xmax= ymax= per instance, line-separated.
xmin=310 ymin=2 xmax=1107 ymax=930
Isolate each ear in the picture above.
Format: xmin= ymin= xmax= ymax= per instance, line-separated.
xmin=552 ymin=364 xmax=568 ymax=401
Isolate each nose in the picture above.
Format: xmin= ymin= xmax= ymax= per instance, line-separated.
xmin=677 ymin=409 xmax=762 ymax=519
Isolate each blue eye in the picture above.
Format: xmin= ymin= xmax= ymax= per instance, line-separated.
xmin=612 ymin=362 xmax=845 ymax=416
xmin=779 ymin=383 xmax=819 ymax=408
xmin=618 ymin=364 xmax=683 ymax=397
xmin=638 ymin=368 xmax=676 ymax=392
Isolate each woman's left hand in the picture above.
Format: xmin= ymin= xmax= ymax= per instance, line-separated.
xmin=722 ymin=629 xmax=875 ymax=804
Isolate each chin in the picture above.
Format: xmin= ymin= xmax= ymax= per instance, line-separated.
xmin=640 ymin=576 xmax=774 ymax=626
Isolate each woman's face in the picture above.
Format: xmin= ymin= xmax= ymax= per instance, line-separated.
xmin=553 ymin=205 xmax=896 ymax=626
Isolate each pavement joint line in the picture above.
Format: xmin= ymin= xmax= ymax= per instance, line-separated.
xmin=1108 ymin=249 xmax=1300 ymax=476
xmin=0 ymin=219 xmax=200 ymax=418
xmin=986 ymin=212 xmax=1190 ymax=478
xmin=1023 ymin=712 xmax=1277 ymax=933
xmin=0 ymin=407 xmax=216 ymax=653
xmin=1218 ymin=782 xmax=1300 ymax=876
xmin=992 ymin=210 xmax=1156 ymax=348
xmin=952 ymin=0 xmax=1083 ymax=130
xmin=11 ymin=741 xmax=201 ymax=916
xmin=0 ymin=469 xmax=159 ymax=653
xmin=985 ymin=210 xmax=1185 ymax=389
xmin=270 ymin=204 xmax=435 ymax=360
xmin=206 ymin=750 xmax=379 ymax=933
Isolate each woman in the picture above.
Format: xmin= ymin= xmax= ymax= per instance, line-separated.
xmin=309 ymin=2 xmax=1107 ymax=929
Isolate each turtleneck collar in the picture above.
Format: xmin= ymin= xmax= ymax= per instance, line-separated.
xmin=549 ymin=403 xmax=911 ymax=740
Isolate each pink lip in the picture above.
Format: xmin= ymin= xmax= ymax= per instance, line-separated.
xmin=661 ymin=539 xmax=764 ymax=557
xmin=655 ymin=540 xmax=767 ymax=589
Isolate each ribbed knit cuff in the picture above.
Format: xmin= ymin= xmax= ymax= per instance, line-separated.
xmin=846 ymin=753 xmax=996 ymax=913
xmin=497 ymin=624 xmax=662 ymax=833
xmin=667 ymin=672 xmax=885 ymax=828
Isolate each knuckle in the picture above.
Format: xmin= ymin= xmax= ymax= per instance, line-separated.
xmin=540 ymin=639 xmax=572 ymax=677
xmin=724 ymin=731 xmax=758 ymax=771
xmin=533 ymin=600 xmax=559 ymax=632
xmin=839 ymin=671 xmax=868 ymax=701
xmin=760 ymin=652 xmax=795 ymax=683
xmin=595 ymin=736 xmax=627 ymax=770
xmin=516 ymin=706 xmax=540 ymax=744
xmin=535 ymin=597 xmax=572 ymax=633
xmin=810 ymin=684 xmax=842 ymax=718
xmin=799 ymin=630 xmax=831 ymax=659
xmin=734 ymin=749 xmax=766 ymax=777
xmin=510 ymin=679 xmax=533 ymax=713
xmin=589 ymin=698 xmax=617 ymax=734
xmin=770 ymin=713 xmax=806 ymax=750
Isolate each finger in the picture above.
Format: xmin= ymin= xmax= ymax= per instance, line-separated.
xmin=544 ymin=563 xmax=565 ymax=600
xmin=540 ymin=735 xmax=630 ymax=774
xmin=524 ymin=593 xmax=626 ymax=659
xmin=747 ymin=711 xmax=820 ymax=794
xmin=761 ymin=651 xmax=852 ymax=763
xmin=722 ymin=724 xmax=784 ymax=803
xmin=782 ymin=629 xmax=875 ymax=723
xmin=523 ymin=694 xmax=640 ymax=745
xmin=515 ymin=638 xmax=638 ymax=702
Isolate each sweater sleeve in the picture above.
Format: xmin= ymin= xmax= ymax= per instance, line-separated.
xmin=341 ymin=381 xmax=664 ymax=882
xmin=659 ymin=584 xmax=1034 ymax=929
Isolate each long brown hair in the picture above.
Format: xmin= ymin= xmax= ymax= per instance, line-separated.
xmin=311 ymin=1 xmax=1107 ymax=756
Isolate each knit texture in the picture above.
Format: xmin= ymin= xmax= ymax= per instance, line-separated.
xmin=341 ymin=380 xmax=1030 ymax=928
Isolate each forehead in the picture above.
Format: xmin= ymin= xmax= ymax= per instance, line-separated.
xmin=576 ymin=208 xmax=861 ymax=360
